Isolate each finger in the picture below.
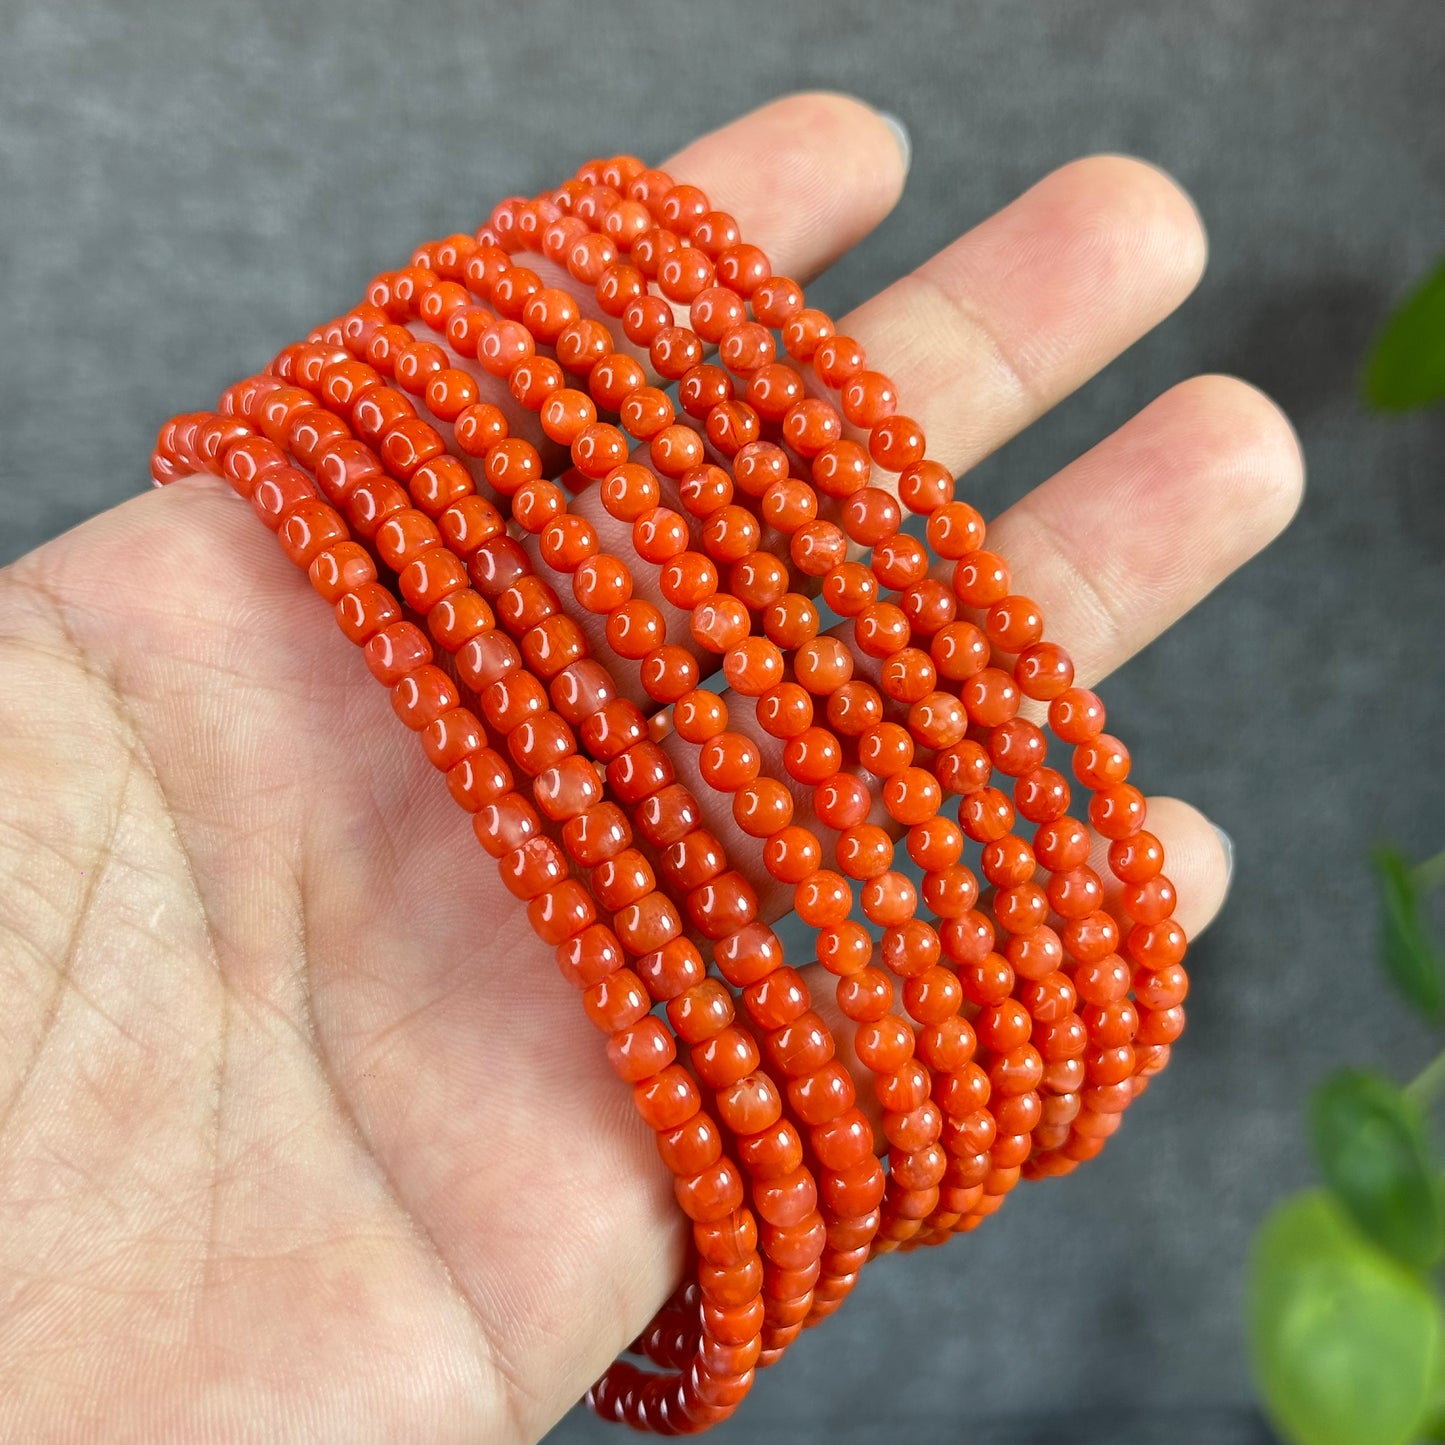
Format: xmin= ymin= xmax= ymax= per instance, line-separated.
xmin=765 ymin=369 xmax=1303 ymax=707
xmin=642 ymin=375 xmax=1295 ymax=925
xmin=987 ymin=373 xmax=1305 ymax=688
xmin=662 ymin=90 xmax=909 ymax=284
xmin=838 ymin=154 xmax=1208 ymax=476
xmin=506 ymin=156 xmax=1213 ymax=707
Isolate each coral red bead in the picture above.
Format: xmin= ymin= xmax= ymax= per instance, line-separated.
xmin=733 ymin=778 xmax=794 ymax=838
xmin=700 ymin=733 xmax=763 ymax=793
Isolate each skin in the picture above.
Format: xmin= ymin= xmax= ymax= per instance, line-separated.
xmin=0 ymin=93 xmax=1302 ymax=1444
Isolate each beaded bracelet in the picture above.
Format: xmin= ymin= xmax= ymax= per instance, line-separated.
xmin=153 ymin=149 xmax=1189 ymax=1435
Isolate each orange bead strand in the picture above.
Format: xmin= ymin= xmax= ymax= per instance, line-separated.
xmin=151 ymin=146 xmax=1188 ymax=1435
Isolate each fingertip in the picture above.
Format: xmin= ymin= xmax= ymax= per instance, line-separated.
xmin=1158 ymin=373 xmax=1307 ymax=543
xmin=1088 ymin=153 xmax=1208 ymax=283
xmin=1136 ymin=795 xmax=1235 ymax=938
xmin=663 ymin=91 xmax=908 ymax=281
xmin=760 ymin=88 xmax=911 ymax=188
xmin=1037 ymin=153 xmax=1209 ymax=312
xmin=1202 ymin=373 xmax=1307 ymax=532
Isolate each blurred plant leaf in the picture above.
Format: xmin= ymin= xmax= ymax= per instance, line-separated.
xmin=1364 ymin=257 xmax=1445 ymax=410
xmin=1249 ymin=1191 xmax=1441 ymax=1445
xmin=1373 ymin=847 xmax=1445 ymax=1022
xmin=1310 ymin=1068 xmax=1445 ymax=1269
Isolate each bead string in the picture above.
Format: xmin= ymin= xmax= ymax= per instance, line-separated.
xmin=152 ymin=149 xmax=1189 ymax=1435
xmin=290 ymin=277 xmax=878 ymax=1364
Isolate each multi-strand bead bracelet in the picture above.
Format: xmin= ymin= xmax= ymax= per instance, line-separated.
xmin=152 ymin=152 xmax=1189 ymax=1435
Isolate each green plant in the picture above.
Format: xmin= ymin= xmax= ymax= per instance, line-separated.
xmin=1249 ymin=846 xmax=1445 ymax=1445
xmin=1363 ymin=257 xmax=1445 ymax=411
xmin=1247 ymin=260 xmax=1445 ymax=1443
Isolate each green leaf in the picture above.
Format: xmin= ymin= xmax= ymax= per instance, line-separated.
xmin=1310 ymin=1069 xmax=1445 ymax=1269
xmin=1363 ymin=257 xmax=1445 ymax=411
xmin=1249 ymin=1191 xmax=1442 ymax=1445
xmin=1373 ymin=847 xmax=1445 ymax=1022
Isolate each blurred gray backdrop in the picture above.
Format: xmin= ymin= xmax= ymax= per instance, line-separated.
xmin=2 ymin=1 xmax=1443 ymax=1441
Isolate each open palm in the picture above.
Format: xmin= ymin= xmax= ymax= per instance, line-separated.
xmin=0 ymin=94 xmax=1301 ymax=1444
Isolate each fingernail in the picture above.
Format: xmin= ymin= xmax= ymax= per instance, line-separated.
xmin=1194 ymin=823 xmax=1235 ymax=939
xmin=1213 ymin=824 xmax=1235 ymax=887
xmin=877 ymin=111 xmax=911 ymax=175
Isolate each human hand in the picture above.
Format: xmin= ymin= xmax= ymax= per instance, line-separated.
xmin=0 ymin=93 xmax=1301 ymax=1444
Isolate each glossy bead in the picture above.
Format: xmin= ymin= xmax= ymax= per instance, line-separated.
xmin=860 ymin=871 xmax=918 ymax=927
xmin=633 ymin=507 xmax=690 ymax=565
xmin=638 ymin=938 xmax=708 ymax=1002
xmin=763 ymin=826 xmax=824 ymax=885
xmin=528 ymin=879 xmax=598 ymax=944
xmin=818 ymin=924 xmax=874 ymax=978
xmin=700 ymin=732 xmax=763 ymax=793
xmin=1111 ymin=830 xmax=1166 ymax=883
xmin=793 ymin=872 xmax=853 ymax=928
xmin=1091 ymin=783 xmax=1147 ymax=840
xmin=583 ymin=965 xmax=653 ymax=1034
xmin=605 ymin=599 xmax=665 ymax=660
xmin=659 ymin=551 xmax=720 ymax=609
xmin=635 ymin=784 xmax=702 ymax=847
xmin=555 ymin=923 xmax=624 ymax=991
xmin=746 ymin=363 xmax=805 ymax=424
xmin=782 ymin=728 xmax=841 ymax=785
xmin=663 ymin=831 xmax=727 ymax=892
xmin=793 ymin=524 xmax=851 ymax=582
xmin=651 ymin=325 xmax=706 ymax=379
xmin=309 ymin=542 xmax=376 ymax=603
xmin=691 ymin=594 xmax=751 ymax=653
xmin=539 ymin=387 xmax=597 ymax=445
xmin=793 ymin=637 xmax=853 ymax=695
xmin=508 ymin=712 xmax=576 ymax=776
xmin=702 ymin=505 xmax=761 ymax=564
xmin=716 ymin=1072 xmax=783 ymax=1135
xmin=756 ymin=682 xmax=814 ymax=740
xmin=572 ymin=555 xmax=633 ymax=614
xmin=676 ymin=462 xmax=734 ymax=520
xmin=733 ymin=778 xmax=795 ymax=838
xmin=883 ymin=768 xmax=943 ymax=827
xmin=1017 ymin=641 xmax=1076 ymax=700
xmin=835 ymin=824 xmax=894 ymax=882
xmin=1050 ymin=688 xmax=1107 ymax=744
xmin=1074 ymin=734 xmax=1132 ymax=789
xmin=730 ymin=552 xmax=788 ymax=610
xmin=562 ymin=802 xmax=632 ymax=866
xmin=391 ymin=665 xmax=460 ymax=730
xmin=635 ymin=1064 xmax=702 ymax=1131
xmin=813 ymin=773 xmax=871 ymax=831
xmin=982 ymin=835 xmax=1036 ymax=890
xmin=640 ymin=645 xmax=700 ymax=704
xmin=858 ymin=723 xmax=913 ymax=779
xmin=692 ymin=1025 xmax=762 ymax=1087
xmin=724 ymin=638 xmax=785 ymax=696
xmin=881 ymin=648 xmax=938 ymax=706
xmin=826 ymin=680 xmax=883 ymax=738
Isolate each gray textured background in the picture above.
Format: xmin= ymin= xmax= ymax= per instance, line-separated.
xmin=3 ymin=1 xmax=1444 ymax=1441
